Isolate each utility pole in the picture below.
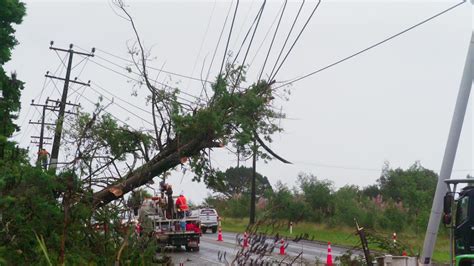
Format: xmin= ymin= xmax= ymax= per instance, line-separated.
xmin=46 ymin=42 xmax=93 ymax=172
xmin=421 ymin=30 xmax=474 ymax=266
xmin=29 ymin=98 xmax=56 ymax=162
xmin=249 ymin=137 xmax=257 ymax=225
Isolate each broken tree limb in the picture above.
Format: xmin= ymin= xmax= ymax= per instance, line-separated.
xmin=255 ymin=133 xmax=291 ymax=164
xmin=92 ymin=135 xmax=220 ymax=208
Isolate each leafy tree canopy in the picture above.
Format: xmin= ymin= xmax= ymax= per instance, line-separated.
xmin=298 ymin=173 xmax=333 ymax=215
xmin=206 ymin=166 xmax=273 ymax=199
xmin=0 ymin=0 xmax=25 ymax=64
xmin=0 ymin=0 xmax=26 ymax=159
xmin=378 ymin=161 xmax=437 ymax=213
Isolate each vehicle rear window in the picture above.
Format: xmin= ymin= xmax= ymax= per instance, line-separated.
xmin=201 ymin=209 xmax=216 ymax=215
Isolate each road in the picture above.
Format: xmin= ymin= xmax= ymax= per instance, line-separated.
xmin=166 ymin=231 xmax=362 ymax=265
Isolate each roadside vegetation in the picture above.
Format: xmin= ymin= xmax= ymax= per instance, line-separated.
xmin=205 ymin=164 xmax=452 ymax=263
xmin=0 ymin=0 xmax=285 ymax=264
xmin=0 ymin=0 xmax=456 ymax=265
xmin=221 ymin=217 xmax=450 ymax=263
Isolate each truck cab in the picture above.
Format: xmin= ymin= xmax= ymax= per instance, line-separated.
xmin=454 ymin=187 xmax=474 ymax=260
xmin=443 ymin=180 xmax=474 ymax=266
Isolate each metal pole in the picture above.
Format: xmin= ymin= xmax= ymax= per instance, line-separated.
xmin=249 ymin=137 xmax=257 ymax=225
xmin=49 ymin=45 xmax=74 ymax=172
xmin=421 ymin=32 xmax=474 ymax=265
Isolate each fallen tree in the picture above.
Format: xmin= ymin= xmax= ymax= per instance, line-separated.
xmin=90 ymin=77 xmax=278 ymax=207
xmin=64 ymin=1 xmax=288 ymax=208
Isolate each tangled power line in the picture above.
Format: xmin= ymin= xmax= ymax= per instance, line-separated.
xmin=18 ymin=0 xmax=468 ymax=173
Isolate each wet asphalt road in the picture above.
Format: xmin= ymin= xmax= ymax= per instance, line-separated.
xmin=166 ymin=231 xmax=362 ymax=265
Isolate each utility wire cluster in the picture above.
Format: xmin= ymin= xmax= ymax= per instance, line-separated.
xmin=17 ymin=0 xmax=468 ymax=176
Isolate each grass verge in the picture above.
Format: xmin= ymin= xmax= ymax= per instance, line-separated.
xmin=221 ymin=217 xmax=450 ymax=263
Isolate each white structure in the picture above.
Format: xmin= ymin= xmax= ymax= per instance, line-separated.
xmin=377 ymin=255 xmax=418 ymax=266
xmin=421 ymin=2 xmax=474 ymax=265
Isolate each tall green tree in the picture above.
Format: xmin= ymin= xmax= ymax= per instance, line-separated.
xmin=0 ymin=0 xmax=26 ymax=159
xmin=378 ymin=161 xmax=437 ymax=214
xmin=267 ymin=181 xmax=307 ymax=222
xmin=377 ymin=162 xmax=437 ymax=233
xmin=298 ymin=173 xmax=333 ymax=219
xmin=206 ymin=166 xmax=273 ymax=199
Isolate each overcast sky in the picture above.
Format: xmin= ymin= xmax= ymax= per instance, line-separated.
xmin=5 ymin=0 xmax=473 ymax=203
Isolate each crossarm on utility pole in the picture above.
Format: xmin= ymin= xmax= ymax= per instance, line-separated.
xmin=47 ymin=43 xmax=94 ymax=173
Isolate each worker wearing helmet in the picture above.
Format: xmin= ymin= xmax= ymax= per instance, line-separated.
xmin=176 ymin=192 xmax=189 ymax=219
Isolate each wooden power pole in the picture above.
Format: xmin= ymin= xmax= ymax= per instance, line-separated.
xmin=46 ymin=42 xmax=93 ymax=172
xmin=249 ymin=137 xmax=257 ymax=225
xmin=30 ymin=98 xmax=55 ymax=162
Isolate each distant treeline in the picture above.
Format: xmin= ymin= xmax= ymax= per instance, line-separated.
xmin=205 ymin=162 xmax=443 ymax=233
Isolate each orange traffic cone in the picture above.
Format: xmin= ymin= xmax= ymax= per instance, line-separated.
xmin=279 ymin=239 xmax=286 ymax=255
xmin=217 ymin=227 xmax=223 ymax=241
xmin=243 ymin=232 xmax=249 ymax=248
xmin=327 ymin=242 xmax=333 ymax=266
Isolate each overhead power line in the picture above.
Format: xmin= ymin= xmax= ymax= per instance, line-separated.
xmin=295 ymin=160 xmax=473 ymax=173
xmin=78 ymin=92 xmax=144 ymax=132
xmin=91 ymin=81 xmax=153 ymax=115
xmin=294 ymin=160 xmax=382 ymax=172
xmin=268 ymin=0 xmax=305 ymax=80
xmin=270 ymin=0 xmax=322 ymax=81
xmin=17 ymin=53 xmax=67 ymax=142
xmin=220 ymin=0 xmax=240 ymax=76
xmin=231 ymin=0 xmax=257 ymax=51
xmin=258 ymin=0 xmax=288 ymax=81
xmin=91 ymin=58 xmax=201 ymax=102
xmin=232 ymin=0 xmax=266 ymax=66
xmin=275 ymin=0 xmax=466 ymax=89
xmin=86 ymin=58 xmax=200 ymax=104
xmin=187 ymin=0 xmax=217 ymax=90
xmin=205 ymin=0 xmax=235 ymax=86
xmin=87 ymin=84 xmax=154 ymax=127
xmin=77 ymin=45 xmax=215 ymax=85
xmin=235 ymin=0 xmax=267 ymax=85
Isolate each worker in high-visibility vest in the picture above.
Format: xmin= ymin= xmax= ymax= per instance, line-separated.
xmin=175 ymin=192 xmax=189 ymax=219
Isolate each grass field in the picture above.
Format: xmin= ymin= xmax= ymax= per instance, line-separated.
xmin=221 ymin=217 xmax=450 ymax=263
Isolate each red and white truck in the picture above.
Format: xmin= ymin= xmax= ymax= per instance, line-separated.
xmin=138 ymin=195 xmax=202 ymax=251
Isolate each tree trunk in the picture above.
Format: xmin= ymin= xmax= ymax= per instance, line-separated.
xmin=92 ymin=134 xmax=218 ymax=208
